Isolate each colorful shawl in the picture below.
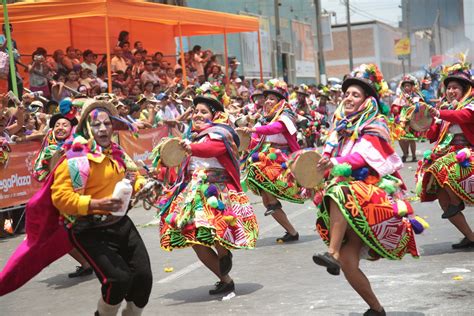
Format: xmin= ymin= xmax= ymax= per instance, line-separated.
xmin=324 ymin=96 xmax=390 ymax=157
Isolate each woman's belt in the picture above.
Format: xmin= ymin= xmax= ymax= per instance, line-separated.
xmin=186 ymin=168 xmax=231 ymax=183
xmin=72 ymin=214 xmax=122 ymax=232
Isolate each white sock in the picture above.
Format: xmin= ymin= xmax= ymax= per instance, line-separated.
xmin=121 ymin=301 xmax=144 ymax=316
xmin=97 ymin=297 xmax=121 ymax=316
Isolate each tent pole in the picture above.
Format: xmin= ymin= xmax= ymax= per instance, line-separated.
xmin=224 ymin=29 xmax=229 ymax=86
xmin=257 ymin=28 xmax=263 ymax=83
xmin=177 ymin=23 xmax=187 ymax=87
xmin=2 ymin=0 xmax=18 ymax=97
xmin=104 ymin=15 xmax=112 ymax=93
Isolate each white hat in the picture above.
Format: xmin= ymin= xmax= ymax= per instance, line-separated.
xmin=234 ymin=78 xmax=242 ymax=83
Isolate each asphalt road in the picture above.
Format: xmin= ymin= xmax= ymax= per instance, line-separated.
xmin=0 ymin=141 xmax=473 ymax=315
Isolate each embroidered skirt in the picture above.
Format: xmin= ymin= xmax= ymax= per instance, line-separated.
xmin=315 ymin=178 xmax=419 ymax=260
xmin=159 ymin=168 xmax=259 ymax=251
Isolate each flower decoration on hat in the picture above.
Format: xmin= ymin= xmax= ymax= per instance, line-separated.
xmin=440 ymin=53 xmax=473 ymax=88
xmin=348 ymin=64 xmax=389 ymax=97
xmin=264 ymin=78 xmax=289 ymax=100
xmin=400 ymin=74 xmax=419 ymax=89
xmin=59 ymin=97 xmax=77 ymax=121
xmin=195 ymin=82 xmax=229 ymax=109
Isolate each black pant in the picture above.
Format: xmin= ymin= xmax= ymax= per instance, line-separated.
xmin=69 ymin=216 xmax=153 ymax=308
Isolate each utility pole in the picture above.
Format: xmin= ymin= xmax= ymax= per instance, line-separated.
xmin=345 ymin=0 xmax=354 ymax=71
xmin=274 ymin=0 xmax=282 ymax=79
xmin=437 ymin=9 xmax=443 ymax=55
xmin=405 ymin=0 xmax=411 ymax=73
xmin=314 ymin=0 xmax=326 ymax=84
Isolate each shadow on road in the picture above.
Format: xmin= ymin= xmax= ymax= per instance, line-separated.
xmin=349 ymin=312 xmax=425 ymax=316
xmin=419 ymin=242 xmax=474 ymax=256
xmin=160 ymin=282 xmax=263 ymax=305
xmin=39 ymin=272 xmax=95 ymax=290
xmin=254 ymin=234 xmax=318 ymax=248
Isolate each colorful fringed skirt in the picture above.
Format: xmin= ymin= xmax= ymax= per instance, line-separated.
xmin=417 ymin=145 xmax=474 ymax=204
xmin=315 ymin=176 xmax=420 ymax=260
xmin=245 ymin=144 xmax=311 ymax=204
xmin=159 ymin=168 xmax=259 ymax=251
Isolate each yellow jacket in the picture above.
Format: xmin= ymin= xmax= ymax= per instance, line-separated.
xmin=51 ymin=154 xmax=144 ymax=217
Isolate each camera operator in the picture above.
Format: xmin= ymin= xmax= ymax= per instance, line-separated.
xmin=28 ymin=50 xmax=52 ymax=98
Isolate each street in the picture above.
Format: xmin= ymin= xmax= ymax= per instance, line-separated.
xmin=0 ymin=142 xmax=473 ymax=315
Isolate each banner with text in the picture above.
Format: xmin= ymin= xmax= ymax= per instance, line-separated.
xmin=0 ymin=142 xmax=42 ymax=209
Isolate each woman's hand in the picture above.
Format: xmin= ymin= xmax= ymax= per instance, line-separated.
xmin=238 ymin=127 xmax=255 ymax=134
xmin=89 ymin=198 xmax=123 ymax=213
xmin=428 ymin=106 xmax=440 ymax=118
xmin=316 ymin=157 xmax=333 ymax=172
xmin=179 ymin=140 xmax=192 ymax=155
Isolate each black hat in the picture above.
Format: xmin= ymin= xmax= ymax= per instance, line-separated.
xmin=49 ymin=113 xmax=78 ymax=129
xmin=193 ymin=94 xmax=224 ymax=113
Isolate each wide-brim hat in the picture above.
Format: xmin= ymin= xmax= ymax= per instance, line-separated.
xmin=49 ymin=113 xmax=78 ymax=129
xmin=342 ymin=77 xmax=379 ymax=100
xmin=295 ymin=86 xmax=309 ymax=96
xmin=263 ymin=89 xmax=286 ymax=101
xmin=250 ymin=89 xmax=264 ymax=102
xmin=193 ymin=94 xmax=224 ymax=113
xmin=400 ymin=74 xmax=417 ymax=86
xmin=76 ymin=99 xmax=119 ymax=135
xmin=443 ymin=73 xmax=473 ymax=89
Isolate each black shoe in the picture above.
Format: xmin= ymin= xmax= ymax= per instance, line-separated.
xmin=68 ymin=266 xmax=93 ymax=278
xmin=312 ymin=252 xmax=341 ymax=276
xmin=363 ymin=308 xmax=386 ymax=316
xmin=411 ymin=156 xmax=417 ymax=162
xmin=402 ymin=156 xmax=407 ymax=163
xmin=209 ymin=280 xmax=235 ymax=295
xmin=452 ymin=237 xmax=474 ymax=249
xmin=441 ymin=204 xmax=463 ymax=219
xmin=219 ymin=251 xmax=233 ymax=276
xmin=276 ymin=232 xmax=299 ymax=243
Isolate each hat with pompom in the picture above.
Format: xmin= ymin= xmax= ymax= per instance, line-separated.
xmin=194 ymin=82 xmax=227 ymax=113
xmin=263 ymin=78 xmax=289 ymax=101
xmin=342 ymin=64 xmax=389 ymax=101
xmin=441 ymin=54 xmax=472 ymax=89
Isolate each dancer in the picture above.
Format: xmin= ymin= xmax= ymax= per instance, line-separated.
xmin=33 ymin=103 xmax=93 ymax=278
xmin=417 ymin=60 xmax=474 ymax=249
xmin=155 ymin=83 xmax=258 ymax=295
xmin=50 ymin=100 xmax=152 ymax=315
xmin=311 ymin=64 xmax=422 ymax=316
xmin=391 ymin=75 xmax=426 ymax=162
xmin=240 ymin=79 xmax=311 ymax=242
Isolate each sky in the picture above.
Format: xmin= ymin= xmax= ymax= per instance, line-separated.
xmin=321 ymin=0 xmax=402 ymax=27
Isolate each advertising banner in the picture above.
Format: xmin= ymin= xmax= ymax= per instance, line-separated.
xmin=0 ymin=142 xmax=42 ymax=209
xmin=117 ymin=126 xmax=169 ymax=166
xmin=291 ymin=21 xmax=316 ymax=78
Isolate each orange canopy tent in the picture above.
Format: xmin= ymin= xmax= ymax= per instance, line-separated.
xmin=1 ymin=0 xmax=263 ymax=91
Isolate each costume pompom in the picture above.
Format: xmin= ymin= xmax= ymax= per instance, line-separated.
xmin=352 ymin=167 xmax=369 ymax=181
xmin=258 ymin=152 xmax=266 ymax=161
xmin=423 ymin=150 xmax=432 ymax=160
xmin=207 ymin=196 xmax=219 ymax=208
xmin=217 ymin=200 xmax=226 ymax=210
xmin=460 ymin=159 xmax=470 ymax=168
xmin=281 ymin=162 xmax=287 ymax=169
xmin=331 ymin=163 xmax=352 ymax=177
xmin=251 ymin=152 xmax=260 ymax=162
xmin=410 ymin=218 xmax=425 ymax=234
xmin=415 ymin=215 xmax=429 ymax=229
xmin=378 ymin=178 xmax=397 ymax=195
xmin=205 ymin=184 xmax=219 ymax=197
xmin=268 ymin=153 xmax=277 ymax=160
xmin=223 ymin=214 xmax=238 ymax=226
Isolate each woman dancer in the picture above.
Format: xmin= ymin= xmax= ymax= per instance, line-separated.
xmin=391 ymin=75 xmax=426 ymax=162
xmin=240 ymin=79 xmax=311 ymax=242
xmin=311 ymin=64 xmax=422 ymax=316
xmin=50 ymin=100 xmax=152 ymax=315
xmin=155 ymin=84 xmax=258 ymax=295
xmin=417 ymin=60 xmax=474 ymax=249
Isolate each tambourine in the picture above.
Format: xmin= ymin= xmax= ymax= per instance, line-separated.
xmin=155 ymin=138 xmax=187 ymax=167
xmin=288 ymin=149 xmax=323 ymax=188
xmin=236 ymin=129 xmax=251 ymax=152
xmin=408 ymin=104 xmax=433 ymax=132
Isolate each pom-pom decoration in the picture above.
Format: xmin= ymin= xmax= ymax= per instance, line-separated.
xmin=217 ymin=200 xmax=226 ymax=211
xmin=352 ymin=167 xmax=369 ymax=181
xmin=207 ymin=196 xmax=219 ymax=209
xmin=331 ymin=163 xmax=352 ymax=177
xmin=251 ymin=152 xmax=260 ymax=162
xmin=205 ymin=184 xmax=219 ymax=198
xmin=268 ymin=153 xmax=277 ymax=160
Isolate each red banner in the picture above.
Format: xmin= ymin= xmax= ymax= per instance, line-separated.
xmin=0 ymin=142 xmax=43 ymax=209
xmin=117 ymin=126 xmax=169 ymax=167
